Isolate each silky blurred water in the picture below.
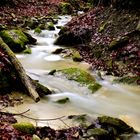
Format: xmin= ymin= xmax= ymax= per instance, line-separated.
xmin=12 ymin=16 xmax=140 ymax=138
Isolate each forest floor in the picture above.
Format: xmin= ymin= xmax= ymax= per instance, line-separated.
xmin=0 ymin=0 xmax=64 ymax=24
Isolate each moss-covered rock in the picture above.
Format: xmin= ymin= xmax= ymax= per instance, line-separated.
xmin=109 ymin=36 xmax=129 ymax=50
xmin=55 ymin=68 xmax=101 ymax=93
xmin=23 ymin=31 xmax=37 ymax=45
xmin=23 ymin=47 xmax=32 ymax=54
xmin=98 ymin=116 xmax=134 ymax=133
xmin=0 ymin=29 xmax=28 ymax=52
xmin=34 ymin=27 xmax=42 ymax=34
xmin=26 ymin=18 xmax=39 ymax=29
xmin=72 ymin=51 xmax=83 ymax=62
xmin=88 ymin=83 xmax=102 ymax=93
xmin=13 ymin=122 xmax=35 ymax=134
xmin=52 ymin=48 xmax=64 ymax=54
xmin=113 ymin=76 xmax=140 ymax=85
xmin=38 ymin=23 xmax=47 ymax=30
xmin=87 ymin=128 xmax=109 ymax=137
xmin=47 ymin=22 xmax=55 ymax=31
xmin=55 ymin=32 xmax=85 ymax=45
xmin=59 ymin=2 xmax=73 ymax=15
xmin=55 ymin=97 xmax=70 ymax=104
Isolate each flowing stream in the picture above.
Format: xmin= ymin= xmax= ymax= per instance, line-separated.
xmin=6 ymin=16 xmax=140 ymax=138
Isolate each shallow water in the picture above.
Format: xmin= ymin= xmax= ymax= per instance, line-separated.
xmin=6 ymin=16 xmax=140 ymax=138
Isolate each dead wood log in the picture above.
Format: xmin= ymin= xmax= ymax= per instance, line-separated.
xmin=0 ymin=37 xmax=40 ymax=102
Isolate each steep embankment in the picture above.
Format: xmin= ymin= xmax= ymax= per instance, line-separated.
xmin=55 ymin=7 xmax=140 ymax=84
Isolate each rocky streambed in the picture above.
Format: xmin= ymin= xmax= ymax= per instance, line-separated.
xmin=0 ymin=0 xmax=140 ymax=136
xmin=0 ymin=15 xmax=139 ymax=139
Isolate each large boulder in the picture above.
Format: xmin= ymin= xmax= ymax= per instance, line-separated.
xmin=0 ymin=29 xmax=36 ymax=52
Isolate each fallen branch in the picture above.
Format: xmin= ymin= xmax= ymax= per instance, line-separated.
xmin=0 ymin=37 xmax=40 ymax=102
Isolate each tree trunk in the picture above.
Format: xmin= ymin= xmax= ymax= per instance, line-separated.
xmin=0 ymin=37 xmax=40 ymax=102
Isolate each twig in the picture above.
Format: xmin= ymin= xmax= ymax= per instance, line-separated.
xmin=0 ymin=109 xmax=30 ymax=116
xmin=0 ymin=110 xmax=65 ymax=121
xmin=59 ymin=118 xmax=70 ymax=128
xmin=19 ymin=114 xmax=65 ymax=121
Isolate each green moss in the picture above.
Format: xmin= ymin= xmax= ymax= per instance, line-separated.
xmin=47 ymin=22 xmax=55 ymax=31
xmin=136 ymin=21 xmax=140 ymax=31
xmin=60 ymin=68 xmax=94 ymax=84
xmin=98 ymin=116 xmax=134 ymax=133
xmin=72 ymin=51 xmax=83 ymax=62
xmin=68 ymin=114 xmax=88 ymax=126
xmin=32 ymin=134 xmax=41 ymax=140
xmin=58 ymin=68 xmax=101 ymax=93
xmin=67 ymin=0 xmax=80 ymax=10
xmin=56 ymin=97 xmax=70 ymax=104
xmin=87 ymin=0 xmax=94 ymax=7
xmin=88 ymin=83 xmax=102 ymax=93
xmin=13 ymin=122 xmax=35 ymax=134
xmin=23 ymin=47 xmax=32 ymax=54
xmin=0 ymin=24 xmax=7 ymax=31
xmin=0 ymin=29 xmax=28 ymax=52
xmin=34 ymin=27 xmax=42 ymax=34
xmin=59 ymin=2 xmax=73 ymax=15
xmin=113 ymin=76 xmax=140 ymax=85
xmin=27 ymin=19 xmax=39 ymax=29
xmin=38 ymin=23 xmax=46 ymax=30
xmin=109 ymin=36 xmax=129 ymax=50
xmin=23 ymin=31 xmax=37 ymax=44
xmin=98 ymin=22 xmax=107 ymax=33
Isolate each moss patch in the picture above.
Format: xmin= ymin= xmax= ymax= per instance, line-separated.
xmin=113 ymin=76 xmax=140 ymax=85
xmin=55 ymin=97 xmax=70 ymax=104
xmin=0 ymin=29 xmax=28 ymax=52
xmin=98 ymin=116 xmax=134 ymax=133
xmin=87 ymin=128 xmax=109 ymax=136
xmin=34 ymin=27 xmax=42 ymax=34
xmin=13 ymin=122 xmax=35 ymax=134
xmin=98 ymin=21 xmax=108 ymax=33
xmin=72 ymin=50 xmax=83 ymax=62
xmin=57 ymin=68 xmax=101 ymax=93
xmin=23 ymin=47 xmax=32 ymax=54
xmin=47 ymin=22 xmax=55 ymax=30
xmin=109 ymin=36 xmax=129 ymax=50
xmin=59 ymin=2 xmax=73 ymax=15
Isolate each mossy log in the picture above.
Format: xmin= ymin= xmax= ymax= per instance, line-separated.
xmin=0 ymin=37 xmax=40 ymax=102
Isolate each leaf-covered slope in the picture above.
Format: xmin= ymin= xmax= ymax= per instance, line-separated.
xmin=56 ymin=7 xmax=140 ymax=84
